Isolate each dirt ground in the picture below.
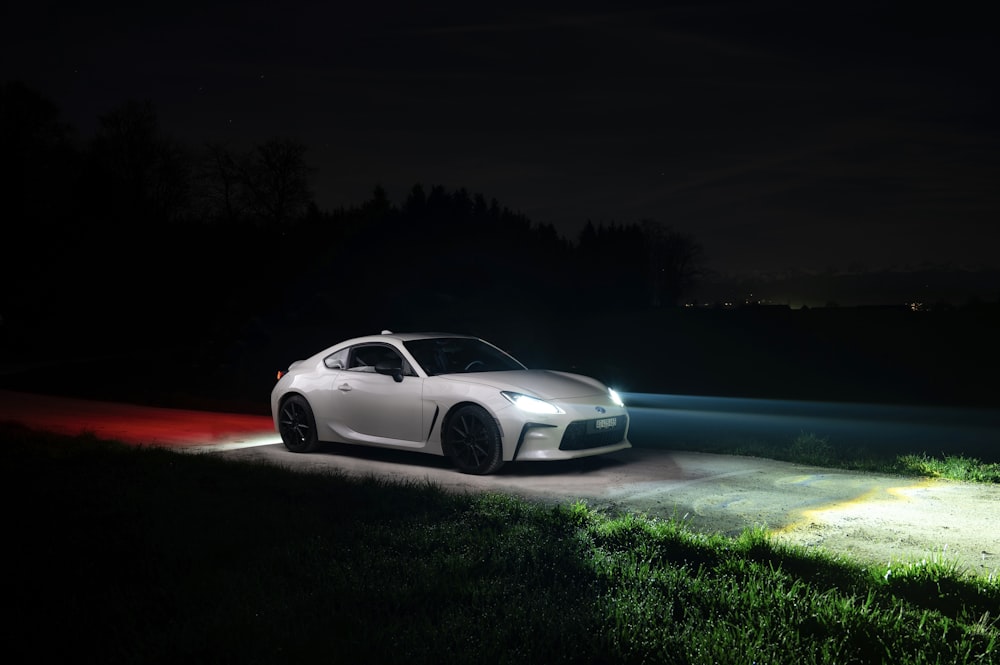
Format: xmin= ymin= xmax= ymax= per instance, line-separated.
xmin=764 ymin=477 xmax=1000 ymax=576
xmin=216 ymin=443 xmax=1000 ymax=580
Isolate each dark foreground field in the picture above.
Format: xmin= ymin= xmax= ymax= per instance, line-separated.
xmin=4 ymin=423 xmax=998 ymax=665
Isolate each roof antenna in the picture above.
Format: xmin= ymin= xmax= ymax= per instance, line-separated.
xmin=381 ymin=330 xmax=393 ymax=335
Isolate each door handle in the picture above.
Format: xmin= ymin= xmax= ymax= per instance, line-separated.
xmin=338 ymin=383 xmax=352 ymax=392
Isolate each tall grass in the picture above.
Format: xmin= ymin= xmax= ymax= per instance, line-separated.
xmin=896 ymin=453 xmax=1000 ymax=483
xmin=3 ymin=422 xmax=997 ymax=664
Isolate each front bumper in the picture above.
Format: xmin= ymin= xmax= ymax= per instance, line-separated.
xmin=512 ymin=414 xmax=631 ymax=461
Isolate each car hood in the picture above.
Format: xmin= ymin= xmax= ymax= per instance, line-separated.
xmin=444 ymin=369 xmax=607 ymax=400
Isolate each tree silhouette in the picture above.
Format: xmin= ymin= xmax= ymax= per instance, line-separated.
xmin=1 ymin=84 xmax=720 ymax=359
xmin=1 ymin=82 xmax=82 ymax=342
xmin=576 ymin=221 xmax=647 ymax=306
xmin=237 ymin=138 xmax=313 ymax=226
xmin=575 ymin=220 xmax=705 ymax=306
xmin=0 ymin=81 xmax=79 ymax=223
xmin=364 ymin=184 xmax=392 ymax=217
xmin=641 ymin=220 xmax=705 ymax=307
xmin=88 ymin=100 xmax=191 ymax=225
xmin=195 ymin=138 xmax=314 ymax=226
xmin=197 ymin=142 xmax=246 ymax=224
xmin=403 ymin=183 xmax=427 ymax=216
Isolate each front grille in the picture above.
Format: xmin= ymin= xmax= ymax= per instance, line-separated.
xmin=559 ymin=415 xmax=628 ymax=451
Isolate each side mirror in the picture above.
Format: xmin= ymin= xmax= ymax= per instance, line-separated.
xmin=374 ymin=359 xmax=404 ymax=383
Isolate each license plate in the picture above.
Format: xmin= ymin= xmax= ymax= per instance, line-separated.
xmin=594 ymin=417 xmax=617 ymax=430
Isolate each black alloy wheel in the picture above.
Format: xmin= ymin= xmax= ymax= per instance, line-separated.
xmin=278 ymin=395 xmax=319 ymax=453
xmin=445 ymin=404 xmax=504 ymax=475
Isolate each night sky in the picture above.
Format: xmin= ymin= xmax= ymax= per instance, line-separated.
xmin=3 ymin=1 xmax=998 ymax=284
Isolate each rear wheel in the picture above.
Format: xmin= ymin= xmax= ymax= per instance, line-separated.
xmin=444 ymin=405 xmax=504 ymax=475
xmin=278 ymin=395 xmax=319 ymax=453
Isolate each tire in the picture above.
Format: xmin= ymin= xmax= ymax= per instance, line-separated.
xmin=443 ymin=405 xmax=504 ymax=475
xmin=278 ymin=395 xmax=320 ymax=453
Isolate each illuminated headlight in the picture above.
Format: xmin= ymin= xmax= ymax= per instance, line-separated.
xmin=608 ymin=388 xmax=625 ymax=407
xmin=501 ymin=391 xmax=564 ymax=415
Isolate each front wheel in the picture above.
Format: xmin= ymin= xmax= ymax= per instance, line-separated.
xmin=443 ymin=405 xmax=504 ymax=475
xmin=278 ymin=395 xmax=319 ymax=453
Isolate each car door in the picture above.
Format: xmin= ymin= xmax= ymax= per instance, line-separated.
xmin=324 ymin=344 xmax=425 ymax=446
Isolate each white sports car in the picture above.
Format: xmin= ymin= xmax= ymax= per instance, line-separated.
xmin=270 ymin=331 xmax=630 ymax=474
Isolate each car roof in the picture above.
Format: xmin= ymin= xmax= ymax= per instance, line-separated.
xmin=342 ymin=331 xmax=475 ymax=345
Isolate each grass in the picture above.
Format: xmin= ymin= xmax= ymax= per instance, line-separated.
xmin=715 ymin=431 xmax=1000 ymax=484
xmin=3 ymin=422 xmax=997 ymax=664
xmin=895 ymin=453 xmax=1000 ymax=484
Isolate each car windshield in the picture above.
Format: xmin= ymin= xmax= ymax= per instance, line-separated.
xmin=404 ymin=338 xmax=526 ymax=376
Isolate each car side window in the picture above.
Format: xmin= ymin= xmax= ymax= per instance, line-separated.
xmin=347 ymin=345 xmax=381 ymax=372
xmin=324 ymin=348 xmax=348 ymax=370
xmin=346 ymin=345 xmax=415 ymax=376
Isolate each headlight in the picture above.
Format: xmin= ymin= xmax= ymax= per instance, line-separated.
xmin=608 ymin=388 xmax=625 ymax=407
xmin=501 ymin=391 xmax=564 ymax=415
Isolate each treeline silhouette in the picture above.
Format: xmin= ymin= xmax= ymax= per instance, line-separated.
xmin=2 ymin=82 xmax=703 ymax=355
xmin=4 ymin=81 xmax=999 ymax=409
